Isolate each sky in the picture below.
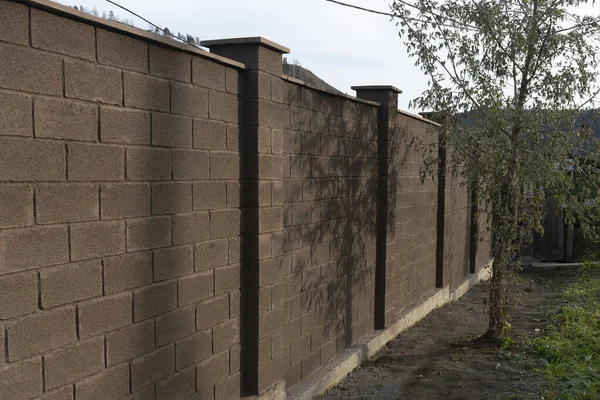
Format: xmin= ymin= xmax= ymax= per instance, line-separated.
xmin=58 ymin=0 xmax=427 ymax=110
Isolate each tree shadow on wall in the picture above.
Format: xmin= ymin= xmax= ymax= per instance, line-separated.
xmin=278 ymin=87 xmax=421 ymax=385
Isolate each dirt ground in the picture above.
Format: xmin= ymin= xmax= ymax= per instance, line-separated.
xmin=320 ymin=270 xmax=573 ymax=400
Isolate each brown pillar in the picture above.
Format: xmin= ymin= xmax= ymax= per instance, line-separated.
xmin=353 ymin=85 xmax=401 ymax=329
xmin=201 ymin=37 xmax=289 ymax=397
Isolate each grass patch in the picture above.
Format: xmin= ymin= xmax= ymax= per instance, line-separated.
xmin=528 ymin=262 xmax=600 ymax=399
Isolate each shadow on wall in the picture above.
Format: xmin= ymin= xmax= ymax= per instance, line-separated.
xmin=277 ymin=87 xmax=420 ymax=385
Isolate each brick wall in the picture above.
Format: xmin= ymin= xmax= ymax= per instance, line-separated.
xmin=388 ymin=115 xmax=439 ymax=318
xmin=281 ymin=87 xmax=379 ymax=386
xmin=0 ymin=1 xmax=244 ymax=398
xmin=444 ymin=175 xmax=471 ymax=289
xmin=0 ymin=1 xmax=493 ymax=398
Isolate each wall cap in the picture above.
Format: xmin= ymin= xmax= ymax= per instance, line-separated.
xmin=201 ymin=37 xmax=290 ymax=54
xmin=13 ymin=0 xmax=247 ymax=70
xmin=281 ymin=75 xmax=381 ymax=107
xmin=351 ymin=85 xmax=403 ymax=94
xmin=398 ymin=109 xmax=441 ymax=127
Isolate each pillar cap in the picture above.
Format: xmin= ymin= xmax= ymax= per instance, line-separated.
xmin=351 ymin=85 xmax=403 ymax=94
xmin=201 ymin=37 xmax=290 ymax=54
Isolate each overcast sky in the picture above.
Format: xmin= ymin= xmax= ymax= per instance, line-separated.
xmin=58 ymin=0 xmax=426 ymax=110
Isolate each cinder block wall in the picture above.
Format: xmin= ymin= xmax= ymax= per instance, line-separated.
xmin=387 ymin=115 xmax=439 ymax=319
xmin=444 ymin=175 xmax=471 ymax=289
xmin=281 ymin=87 xmax=380 ymax=386
xmin=0 ymin=1 xmax=244 ymax=399
xmin=0 ymin=1 xmax=493 ymax=399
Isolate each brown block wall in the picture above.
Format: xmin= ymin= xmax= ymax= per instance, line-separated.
xmin=387 ymin=115 xmax=438 ymax=318
xmin=0 ymin=1 xmax=494 ymax=398
xmin=281 ymin=87 xmax=379 ymax=386
xmin=0 ymin=1 xmax=243 ymax=399
xmin=444 ymin=175 xmax=471 ymax=289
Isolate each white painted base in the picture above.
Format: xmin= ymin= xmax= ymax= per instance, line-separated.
xmin=286 ymin=263 xmax=493 ymax=400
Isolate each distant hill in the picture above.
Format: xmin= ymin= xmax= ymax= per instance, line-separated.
xmin=283 ymin=62 xmax=343 ymax=95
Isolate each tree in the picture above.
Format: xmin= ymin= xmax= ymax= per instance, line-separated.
xmin=391 ymin=0 xmax=600 ymax=339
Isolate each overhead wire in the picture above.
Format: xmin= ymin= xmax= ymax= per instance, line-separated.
xmin=105 ymin=0 xmax=206 ymax=50
xmin=324 ymin=0 xmax=480 ymax=30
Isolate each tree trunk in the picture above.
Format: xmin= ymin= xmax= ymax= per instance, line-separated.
xmin=488 ymin=258 xmax=503 ymax=337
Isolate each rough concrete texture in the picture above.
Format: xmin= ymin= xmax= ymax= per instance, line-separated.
xmin=0 ymin=1 xmax=492 ymax=399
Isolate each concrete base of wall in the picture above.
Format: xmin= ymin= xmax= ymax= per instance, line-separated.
xmin=285 ymin=263 xmax=493 ymax=400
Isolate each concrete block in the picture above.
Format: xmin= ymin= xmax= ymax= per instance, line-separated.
xmin=258 ymin=100 xmax=290 ymax=130
xmin=210 ymin=209 xmax=241 ymax=239
xmin=0 ymin=185 xmax=33 ymax=228
xmin=173 ymin=212 xmax=210 ymax=245
xmin=151 ymin=182 xmax=193 ymax=214
xmin=0 ymin=44 xmax=63 ymax=95
xmin=153 ymin=245 xmax=194 ymax=281
xmin=103 ymin=252 xmax=153 ymax=294
xmin=0 ymin=271 xmax=37 ymax=320
xmin=70 ymin=220 xmax=125 ymax=261
xmin=130 ymin=345 xmax=175 ymax=391
xmin=101 ymin=183 xmax=151 ymax=219
xmin=0 ymin=91 xmax=32 ymax=137
xmin=40 ymin=260 xmax=103 ymax=308
xmin=215 ymin=372 xmax=242 ymax=400
xmin=7 ymin=307 xmax=76 ymax=361
xmin=124 ymin=72 xmax=170 ymax=112
xmin=208 ymin=91 xmax=239 ymax=123
xmin=44 ymin=338 xmax=105 ymax=390
xmin=155 ymin=367 xmax=195 ymax=400
xmin=151 ymin=112 xmax=193 ymax=148
xmin=133 ymin=281 xmax=177 ymax=321
xmin=65 ymin=60 xmax=122 ymax=105
xmin=196 ymin=295 xmax=229 ymax=331
xmin=193 ymin=181 xmax=226 ymax=210
xmin=0 ymin=137 xmax=65 ymax=182
xmin=0 ymin=358 xmax=42 ymax=399
xmin=196 ymin=351 xmax=229 ymax=390
xmin=195 ymin=239 xmax=228 ymax=271
xmin=155 ymin=306 xmax=195 ymax=346
xmin=193 ymin=119 xmax=227 ymax=150
xmin=67 ymin=143 xmax=124 ymax=181
xmin=101 ymin=107 xmax=151 ymax=145
xmin=36 ymin=184 xmax=98 ymax=224
xmin=258 ymin=155 xmax=283 ymax=179
xmin=171 ymin=82 xmax=208 ymax=118
xmin=213 ymin=319 xmax=240 ymax=353
xmin=192 ymin=56 xmax=226 ymax=90
xmin=173 ymin=149 xmax=209 ymax=180
xmin=226 ymin=67 xmax=242 ymax=94
xmin=34 ymin=97 xmax=98 ymax=141
xmin=126 ymin=147 xmax=171 ymax=181
xmin=175 ymin=329 xmax=212 ymax=370
xmin=209 ymin=151 xmax=239 ymax=179
xmin=106 ymin=320 xmax=154 ymax=366
xmin=0 ymin=226 xmax=69 ymax=274
xmin=75 ymin=364 xmax=130 ymax=400
xmin=31 ymin=9 xmax=95 ymax=60
xmin=0 ymin=1 xmax=28 ymax=45
xmin=38 ymin=385 xmax=74 ymax=400
xmin=259 ymin=207 xmax=283 ymax=233
xmin=178 ymin=271 xmax=213 ymax=306
xmin=97 ymin=28 xmax=148 ymax=73
xmin=149 ymin=44 xmax=191 ymax=82
xmin=214 ymin=264 xmax=240 ymax=295
xmin=78 ymin=292 xmax=132 ymax=338
xmin=127 ymin=216 xmax=172 ymax=251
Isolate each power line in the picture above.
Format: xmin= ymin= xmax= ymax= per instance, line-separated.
xmin=324 ymin=0 xmax=478 ymax=30
xmin=105 ymin=0 xmax=205 ymax=50
xmin=324 ymin=0 xmax=394 ymax=17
